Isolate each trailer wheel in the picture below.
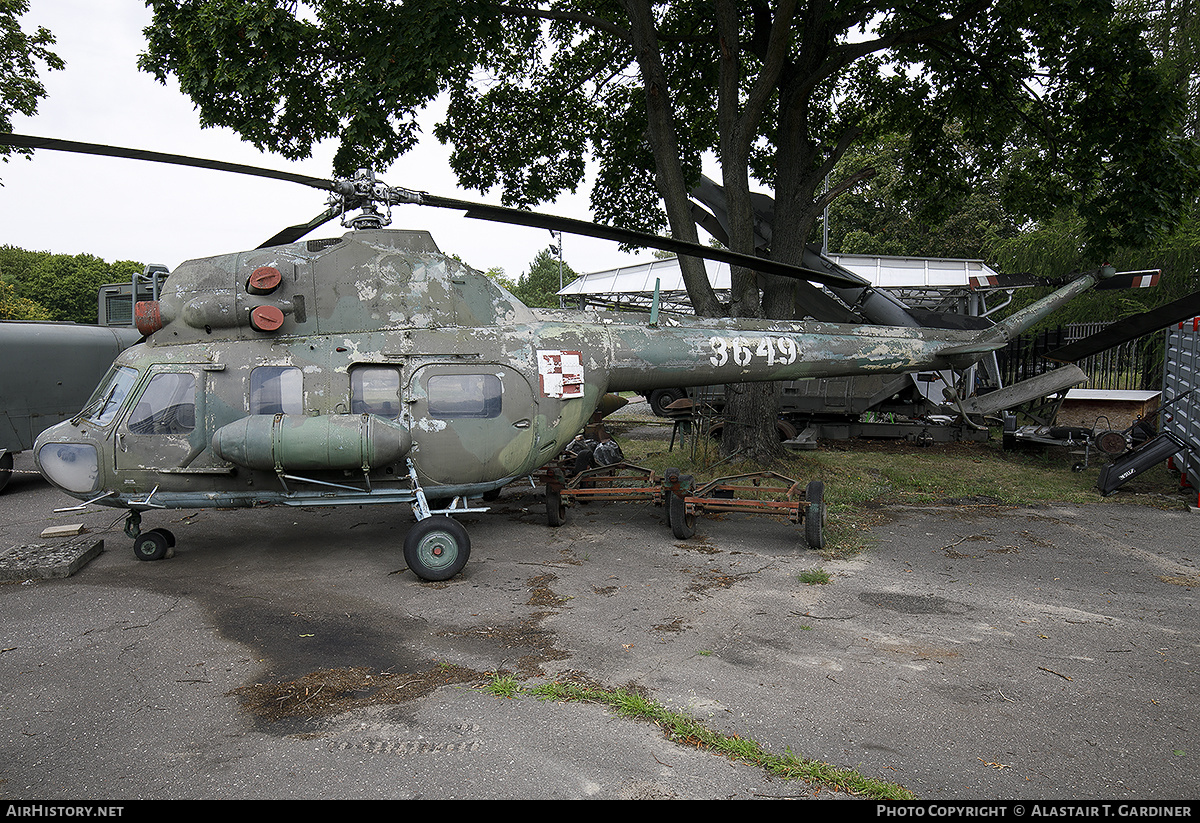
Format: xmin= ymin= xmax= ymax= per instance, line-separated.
xmin=804 ymin=481 xmax=826 ymax=550
xmin=546 ymin=487 xmax=567 ymax=526
xmin=669 ymin=476 xmax=695 ymax=539
xmin=1002 ymin=414 xmax=1017 ymax=451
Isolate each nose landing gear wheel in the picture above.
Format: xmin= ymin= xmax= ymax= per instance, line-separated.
xmin=132 ymin=528 xmax=175 ymax=561
xmin=404 ymin=517 xmax=471 ymax=581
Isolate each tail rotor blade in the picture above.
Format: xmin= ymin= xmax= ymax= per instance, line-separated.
xmin=1094 ymin=270 xmax=1161 ymax=290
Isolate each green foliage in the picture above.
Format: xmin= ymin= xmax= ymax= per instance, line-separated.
xmin=139 ymin=0 xmax=512 ymax=176
xmin=0 ymin=0 xmax=64 ymax=163
xmin=505 ymin=247 xmax=577 ymax=309
xmin=0 ymin=246 xmax=143 ymax=324
xmin=139 ymin=1 xmax=1199 ymax=277
xmin=825 ymin=132 xmax=1023 ymax=260
xmin=0 ymin=278 xmax=49 ymax=320
xmin=519 ymin=678 xmax=917 ymax=799
xmin=799 ymin=568 xmax=832 ymax=585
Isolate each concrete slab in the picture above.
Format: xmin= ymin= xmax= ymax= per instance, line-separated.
xmin=0 ymin=538 xmax=103 ymax=581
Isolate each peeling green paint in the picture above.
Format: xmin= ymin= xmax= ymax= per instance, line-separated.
xmin=33 ymin=229 xmax=1109 ymax=513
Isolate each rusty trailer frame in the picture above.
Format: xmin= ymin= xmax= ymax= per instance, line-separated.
xmin=542 ymin=462 xmax=826 ymax=549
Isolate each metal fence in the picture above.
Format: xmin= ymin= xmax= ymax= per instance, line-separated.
xmin=997 ymin=324 xmax=1167 ymax=393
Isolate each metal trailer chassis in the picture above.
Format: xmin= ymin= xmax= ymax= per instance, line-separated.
xmin=541 ymin=462 xmax=827 ymax=550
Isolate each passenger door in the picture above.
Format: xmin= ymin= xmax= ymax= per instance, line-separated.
xmin=405 ymin=363 xmax=538 ymax=485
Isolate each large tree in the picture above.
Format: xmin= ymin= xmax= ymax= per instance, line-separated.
xmin=140 ymin=0 xmax=1198 ymax=458
xmin=0 ymin=0 xmax=63 ymax=163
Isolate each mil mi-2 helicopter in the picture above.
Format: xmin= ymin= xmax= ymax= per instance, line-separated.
xmin=3 ymin=133 xmax=1119 ymax=581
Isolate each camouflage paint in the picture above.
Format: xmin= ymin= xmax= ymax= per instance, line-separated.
xmin=32 ymin=229 xmax=1111 ymax=514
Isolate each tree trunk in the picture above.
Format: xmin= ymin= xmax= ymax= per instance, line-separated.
xmin=621 ymin=0 xmax=723 ymax=318
xmin=721 ymin=381 xmax=783 ymax=462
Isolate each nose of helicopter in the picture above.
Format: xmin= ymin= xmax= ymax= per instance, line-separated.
xmin=33 ymin=421 xmax=101 ymax=496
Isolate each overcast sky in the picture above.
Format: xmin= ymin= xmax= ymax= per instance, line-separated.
xmin=2 ymin=1 xmax=650 ymax=279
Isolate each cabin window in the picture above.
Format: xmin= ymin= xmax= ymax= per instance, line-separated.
xmin=81 ymin=365 xmax=138 ymax=426
xmin=127 ymin=372 xmax=196 ymax=435
xmin=427 ymin=373 xmax=502 ymax=419
xmin=250 ymin=366 xmax=303 ymax=415
xmin=351 ymin=366 xmax=401 ymax=418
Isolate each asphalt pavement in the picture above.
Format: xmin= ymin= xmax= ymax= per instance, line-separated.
xmin=0 ymin=448 xmax=1197 ymax=801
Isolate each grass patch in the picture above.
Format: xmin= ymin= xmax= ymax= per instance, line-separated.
xmin=483 ymin=674 xmax=521 ymax=698
xmin=799 ymin=568 xmax=832 ymax=585
xmin=486 ymin=677 xmax=918 ymax=800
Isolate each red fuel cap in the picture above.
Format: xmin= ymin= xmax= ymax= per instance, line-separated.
xmin=250 ymin=305 xmax=285 ymax=332
xmin=248 ymin=266 xmax=283 ymax=294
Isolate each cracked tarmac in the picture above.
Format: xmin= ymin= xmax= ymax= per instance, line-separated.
xmin=1 ymin=450 xmax=1197 ymax=800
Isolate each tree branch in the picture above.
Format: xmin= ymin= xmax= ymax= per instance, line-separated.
xmin=793 ymin=0 xmax=993 ymax=100
xmin=813 ymin=165 xmax=877 ymax=213
xmin=495 ymin=1 xmax=630 ymax=40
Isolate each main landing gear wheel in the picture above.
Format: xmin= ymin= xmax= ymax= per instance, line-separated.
xmin=404 ymin=517 xmax=471 ymax=581
xmin=132 ymin=527 xmax=176 ymax=562
xmin=804 ymin=480 xmax=826 ymax=550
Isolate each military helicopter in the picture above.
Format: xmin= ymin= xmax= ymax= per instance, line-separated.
xmin=3 ymin=133 xmax=1119 ymax=581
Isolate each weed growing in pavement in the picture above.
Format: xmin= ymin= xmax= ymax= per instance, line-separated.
xmin=799 ymin=568 xmax=832 ymax=585
xmin=477 ymin=677 xmax=918 ymax=800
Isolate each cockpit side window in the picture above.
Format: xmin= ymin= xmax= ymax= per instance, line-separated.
xmin=351 ymin=366 xmax=401 ymax=418
xmin=250 ymin=366 xmax=303 ymax=415
xmin=127 ymin=372 xmax=196 ymax=435
xmin=81 ymin=365 xmax=138 ymax=426
xmin=427 ymin=373 xmax=503 ymax=419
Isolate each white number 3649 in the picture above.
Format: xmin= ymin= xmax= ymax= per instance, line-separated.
xmin=708 ymin=336 xmax=799 ymax=367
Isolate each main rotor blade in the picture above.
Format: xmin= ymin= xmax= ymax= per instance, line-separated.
xmin=2 ymin=131 xmax=874 ymax=286
xmin=1043 ymin=289 xmax=1200 ymax=362
xmin=411 ymin=193 xmax=865 ymax=289
xmin=0 ymin=133 xmax=341 ymax=192
xmin=258 ymin=206 xmax=343 ymax=248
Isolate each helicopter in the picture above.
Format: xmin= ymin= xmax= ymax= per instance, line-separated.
xmin=2 ymin=133 xmax=1121 ymax=581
